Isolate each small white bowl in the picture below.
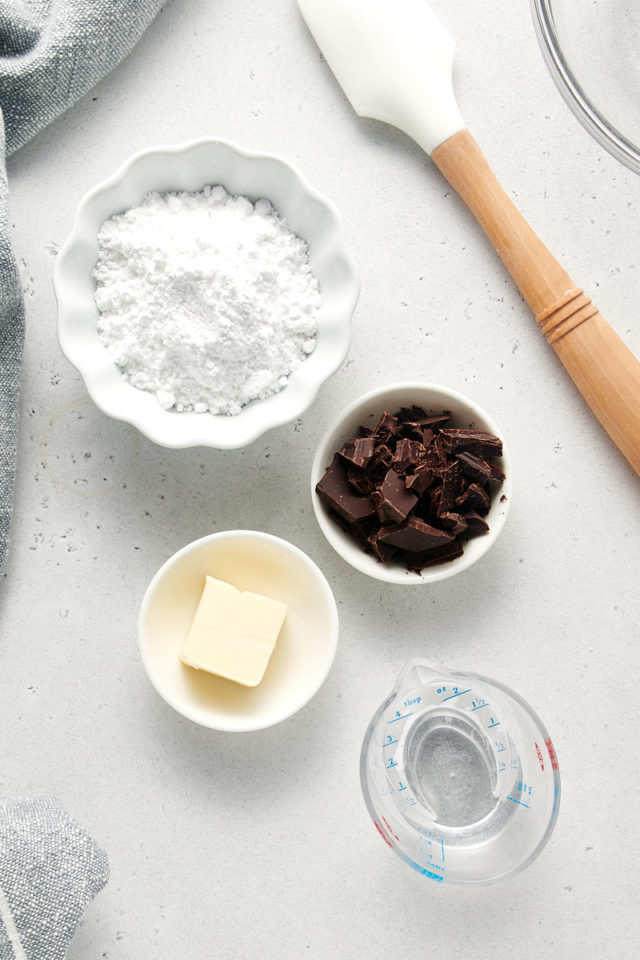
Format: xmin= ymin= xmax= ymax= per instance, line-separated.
xmin=138 ymin=530 xmax=339 ymax=731
xmin=311 ymin=382 xmax=512 ymax=584
xmin=54 ymin=138 xmax=359 ymax=448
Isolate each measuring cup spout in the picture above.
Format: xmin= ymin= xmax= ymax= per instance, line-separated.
xmin=393 ymin=657 xmax=444 ymax=695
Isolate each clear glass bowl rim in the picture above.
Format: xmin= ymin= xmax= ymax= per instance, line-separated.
xmin=530 ymin=0 xmax=640 ymax=175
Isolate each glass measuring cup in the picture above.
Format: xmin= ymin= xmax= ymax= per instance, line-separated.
xmin=360 ymin=659 xmax=560 ymax=884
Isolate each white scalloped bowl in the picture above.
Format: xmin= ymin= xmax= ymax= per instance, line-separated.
xmin=54 ymin=138 xmax=359 ymax=448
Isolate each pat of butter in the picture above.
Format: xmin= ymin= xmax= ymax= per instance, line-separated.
xmin=180 ymin=575 xmax=287 ymax=687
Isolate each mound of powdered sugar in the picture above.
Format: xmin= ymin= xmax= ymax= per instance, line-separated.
xmin=93 ymin=185 xmax=321 ymax=416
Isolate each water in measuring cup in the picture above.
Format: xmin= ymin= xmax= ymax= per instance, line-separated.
xmin=405 ymin=712 xmax=505 ymax=831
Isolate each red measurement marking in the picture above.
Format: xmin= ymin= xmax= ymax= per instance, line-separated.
xmin=374 ymin=821 xmax=394 ymax=848
xmin=382 ymin=816 xmax=399 ymax=842
xmin=535 ymin=742 xmax=544 ymax=771
xmin=545 ymin=738 xmax=559 ymax=771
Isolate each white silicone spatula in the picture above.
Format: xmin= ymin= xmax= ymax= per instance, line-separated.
xmin=297 ymin=0 xmax=640 ymax=475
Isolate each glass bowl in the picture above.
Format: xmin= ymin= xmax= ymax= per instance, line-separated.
xmin=531 ymin=0 xmax=640 ymax=174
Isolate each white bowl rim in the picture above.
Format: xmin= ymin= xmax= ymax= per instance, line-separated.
xmin=311 ymin=381 xmax=512 ymax=585
xmin=137 ymin=529 xmax=340 ymax=731
xmin=54 ymin=136 xmax=359 ymax=449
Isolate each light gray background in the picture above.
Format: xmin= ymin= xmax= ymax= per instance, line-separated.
xmin=1 ymin=0 xmax=639 ymax=957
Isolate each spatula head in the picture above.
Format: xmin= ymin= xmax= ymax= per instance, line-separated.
xmin=297 ymin=0 xmax=465 ymax=154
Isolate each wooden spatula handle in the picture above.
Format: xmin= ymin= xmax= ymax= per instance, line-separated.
xmin=431 ymin=128 xmax=640 ymax=474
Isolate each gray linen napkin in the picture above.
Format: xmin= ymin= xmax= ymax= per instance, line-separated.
xmin=0 ymin=796 xmax=109 ymax=960
xmin=0 ymin=0 xmax=168 ymax=574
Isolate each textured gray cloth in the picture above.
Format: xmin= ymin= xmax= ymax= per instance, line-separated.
xmin=0 ymin=796 xmax=109 ymax=960
xmin=0 ymin=0 xmax=167 ymax=574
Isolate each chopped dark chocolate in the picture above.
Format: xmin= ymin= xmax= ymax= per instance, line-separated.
xmin=399 ymin=408 xmax=451 ymax=433
xmin=407 ymin=539 xmax=464 ymax=572
xmin=438 ymin=461 xmax=465 ymax=514
xmin=455 ymin=451 xmax=495 ymax=482
xmin=346 ymin=464 xmax=375 ymax=494
xmin=393 ymin=438 xmax=427 ymax=474
xmin=316 ymin=455 xmax=376 ymax=524
xmin=339 ymin=435 xmax=376 ymax=468
xmin=316 ymin=404 xmax=505 ymax=573
xmin=378 ymin=517 xmax=454 ymax=552
xmin=366 ymin=443 xmax=393 ymax=482
xmin=439 ymin=428 xmax=503 ymax=459
xmin=371 ymin=411 xmax=402 ymax=441
xmin=405 ymin=464 xmax=435 ymax=495
xmin=377 ymin=468 xmax=418 ymax=522
xmin=456 ymin=451 xmax=506 ymax=483
xmin=367 ymin=528 xmax=398 ymax=563
xmin=463 ymin=511 xmax=490 ymax=533
xmin=439 ymin=512 xmax=469 ymax=536
xmin=454 ymin=482 xmax=491 ymax=512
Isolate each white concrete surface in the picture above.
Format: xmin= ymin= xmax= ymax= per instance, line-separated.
xmin=1 ymin=0 xmax=639 ymax=957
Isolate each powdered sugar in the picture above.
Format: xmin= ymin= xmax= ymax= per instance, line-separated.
xmin=93 ymin=185 xmax=321 ymax=416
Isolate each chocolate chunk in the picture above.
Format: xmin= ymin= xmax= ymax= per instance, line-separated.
xmin=438 ymin=461 xmax=465 ymax=514
xmin=420 ymin=445 xmax=445 ymax=471
xmin=366 ymin=443 xmax=393 ymax=481
xmin=377 ymin=468 xmax=418 ymax=522
xmin=367 ymin=528 xmax=398 ymax=563
xmin=439 ymin=428 xmax=503 ymax=459
xmin=427 ymin=485 xmax=442 ymax=519
xmin=407 ymin=539 xmax=464 ymax=572
xmin=400 ymin=409 xmax=451 ymax=432
xmin=378 ymin=517 xmax=455 ymax=552
xmin=463 ymin=511 xmax=490 ymax=533
xmin=371 ymin=411 xmax=402 ymax=441
xmin=339 ymin=435 xmax=376 ymax=468
xmin=433 ymin=434 xmax=451 ymax=464
xmin=439 ymin=512 xmax=469 ymax=536
xmin=397 ymin=405 xmax=428 ymax=422
xmin=316 ymin=455 xmax=376 ymax=523
xmin=346 ymin=464 xmax=375 ymax=494
xmin=455 ymin=451 xmax=494 ymax=481
xmin=405 ymin=463 xmax=435 ymax=495
xmin=454 ymin=482 xmax=491 ymax=512
xmin=393 ymin=438 xmax=427 ymax=475
xmin=421 ymin=413 xmax=452 ymax=431
xmin=456 ymin=451 xmax=505 ymax=483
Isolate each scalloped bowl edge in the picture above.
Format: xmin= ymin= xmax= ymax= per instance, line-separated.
xmin=54 ymin=138 xmax=360 ymax=449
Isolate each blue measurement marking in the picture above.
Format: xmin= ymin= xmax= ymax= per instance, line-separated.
xmin=387 ymin=712 xmax=412 ymax=724
xmin=383 ymin=737 xmax=399 ymax=747
xmin=507 ymin=796 xmax=530 ymax=808
xmin=386 ymin=758 xmax=398 ymax=768
xmin=488 ymin=719 xmax=501 ymax=728
xmin=441 ymin=688 xmax=471 ymax=701
xmin=496 ymin=745 xmax=506 ymax=752
xmin=411 ymin=863 xmax=444 ymax=882
xmin=398 ymin=783 xmax=407 ymax=792
xmin=471 ymin=701 xmax=490 ymax=710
